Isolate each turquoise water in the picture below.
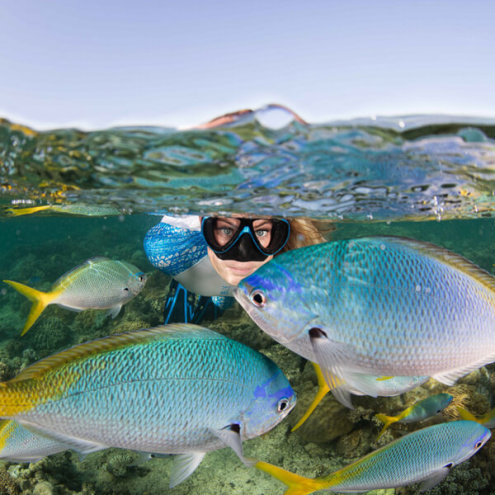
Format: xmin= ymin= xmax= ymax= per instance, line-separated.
xmin=0 ymin=108 xmax=495 ymax=494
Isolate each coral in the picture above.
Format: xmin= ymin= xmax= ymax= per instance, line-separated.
xmin=444 ymin=383 xmax=490 ymax=421
xmin=0 ymin=361 xmax=12 ymax=382
xmin=335 ymin=428 xmax=375 ymax=459
xmin=33 ymin=480 xmax=56 ymax=495
xmin=105 ymin=451 xmax=139 ymax=478
xmin=0 ymin=470 xmax=20 ymax=495
xmin=27 ymin=316 xmax=73 ymax=357
xmin=424 ymin=461 xmax=489 ymax=495
xmin=290 ymin=383 xmax=354 ymax=444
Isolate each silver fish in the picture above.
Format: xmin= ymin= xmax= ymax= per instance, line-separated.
xmin=4 ymin=257 xmax=147 ymax=335
xmin=235 ymin=237 xmax=495 ymax=407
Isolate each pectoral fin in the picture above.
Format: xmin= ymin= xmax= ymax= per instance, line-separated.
xmin=419 ymin=466 xmax=451 ymax=492
xmin=169 ymin=452 xmax=205 ymax=488
xmin=209 ymin=423 xmax=250 ymax=466
xmin=107 ymin=305 xmax=122 ymax=318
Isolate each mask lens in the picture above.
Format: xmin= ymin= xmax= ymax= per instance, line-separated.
xmin=202 ymin=217 xmax=244 ymax=252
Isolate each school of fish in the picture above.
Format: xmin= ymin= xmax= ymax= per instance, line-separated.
xmin=2 ymin=233 xmax=495 ymax=492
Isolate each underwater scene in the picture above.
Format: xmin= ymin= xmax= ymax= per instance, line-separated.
xmin=0 ymin=105 xmax=495 ymax=494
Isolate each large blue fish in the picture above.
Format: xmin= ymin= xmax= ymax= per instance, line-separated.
xmin=0 ymin=324 xmax=295 ymax=487
xmin=235 ymin=237 xmax=495 ymax=407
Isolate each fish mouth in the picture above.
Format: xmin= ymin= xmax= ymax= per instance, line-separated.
xmin=233 ymin=287 xmax=249 ymax=308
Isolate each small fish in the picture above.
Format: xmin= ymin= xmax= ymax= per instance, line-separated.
xmin=4 ymin=257 xmax=147 ymax=335
xmin=0 ymin=420 xmax=76 ymax=462
xmin=6 ymin=204 xmax=122 ymax=217
xmin=457 ymin=405 xmax=495 ymax=429
xmin=376 ymin=393 xmax=453 ymax=438
xmin=0 ymin=324 xmax=295 ymax=487
xmin=292 ymin=363 xmax=429 ymax=431
xmin=255 ymin=421 xmax=490 ymax=495
xmin=235 ymin=237 xmax=495 ymax=408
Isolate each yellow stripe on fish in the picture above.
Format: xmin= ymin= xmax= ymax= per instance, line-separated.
xmin=0 ymin=326 xmax=193 ymax=417
xmin=0 ymin=420 xmax=16 ymax=453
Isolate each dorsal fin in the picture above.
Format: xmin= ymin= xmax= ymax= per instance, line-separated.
xmin=364 ymin=236 xmax=495 ymax=294
xmin=9 ymin=324 xmax=219 ymax=383
xmin=52 ymin=257 xmax=110 ymax=288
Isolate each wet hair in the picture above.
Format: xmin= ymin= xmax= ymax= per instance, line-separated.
xmin=280 ymin=218 xmax=334 ymax=253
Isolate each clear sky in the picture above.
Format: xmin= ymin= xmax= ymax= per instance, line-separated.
xmin=0 ymin=0 xmax=494 ymax=130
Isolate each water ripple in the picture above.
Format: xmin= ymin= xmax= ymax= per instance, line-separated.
xmin=0 ymin=107 xmax=494 ymax=221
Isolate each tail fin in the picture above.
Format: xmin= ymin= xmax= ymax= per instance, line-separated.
xmin=3 ymin=280 xmax=57 ymax=336
xmin=292 ymin=363 xmax=332 ymax=432
xmin=375 ymin=413 xmax=398 ymax=439
xmin=456 ymin=406 xmax=479 ymax=423
xmin=255 ymin=461 xmax=326 ymax=495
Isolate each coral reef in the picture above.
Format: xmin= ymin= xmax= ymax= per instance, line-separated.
xmin=0 ymin=468 xmax=20 ymax=495
xmin=0 ymin=215 xmax=494 ymax=494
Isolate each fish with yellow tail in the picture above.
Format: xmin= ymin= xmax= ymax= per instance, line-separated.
xmin=5 ymin=204 xmax=122 ymax=217
xmin=4 ymin=257 xmax=147 ymax=335
xmin=457 ymin=405 xmax=495 ymax=429
xmin=0 ymin=324 xmax=295 ymax=487
xmin=376 ymin=393 xmax=453 ymax=438
xmin=255 ymin=421 xmax=490 ymax=494
xmin=235 ymin=237 xmax=495 ymax=408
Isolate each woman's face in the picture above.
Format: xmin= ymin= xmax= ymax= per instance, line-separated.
xmin=204 ymin=217 xmax=275 ymax=286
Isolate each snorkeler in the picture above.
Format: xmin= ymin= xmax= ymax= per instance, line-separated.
xmin=143 ymin=214 xmax=326 ymax=324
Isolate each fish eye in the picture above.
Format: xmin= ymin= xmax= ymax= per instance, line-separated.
xmin=277 ymin=398 xmax=289 ymax=413
xmin=475 ymin=441 xmax=484 ymax=449
xmin=123 ymin=287 xmax=129 ymax=291
xmin=250 ymin=289 xmax=266 ymax=308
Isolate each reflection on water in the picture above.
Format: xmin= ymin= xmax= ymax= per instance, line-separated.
xmin=0 ymin=106 xmax=494 ymax=494
xmin=1 ymin=106 xmax=494 ymax=220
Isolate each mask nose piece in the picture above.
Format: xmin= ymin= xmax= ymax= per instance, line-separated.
xmin=236 ymin=233 xmax=267 ymax=262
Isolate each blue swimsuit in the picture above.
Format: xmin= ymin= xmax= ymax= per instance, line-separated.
xmin=144 ymin=216 xmax=235 ymax=323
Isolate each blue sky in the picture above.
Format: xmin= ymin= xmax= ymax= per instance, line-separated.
xmin=0 ymin=0 xmax=494 ymax=129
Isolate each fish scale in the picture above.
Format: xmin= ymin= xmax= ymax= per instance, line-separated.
xmin=328 ymin=421 xmax=480 ymax=490
xmin=0 ymin=324 xmax=295 ymax=458
xmin=235 ymin=236 xmax=495 ymax=405
xmin=256 ymin=421 xmax=491 ymax=494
